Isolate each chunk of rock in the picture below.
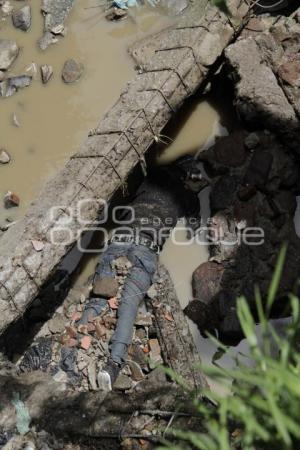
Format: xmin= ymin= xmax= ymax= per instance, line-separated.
xmin=40 ymin=64 xmax=53 ymax=84
xmin=48 ymin=313 xmax=65 ymax=334
xmin=128 ymin=360 xmax=144 ymax=381
xmin=113 ymin=373 xmax=132 ymax=391
xmin=62 ymin=58 xmax=84 ymax=83
xmin=278 ymin=57 xmax=300 ymax=88
xmin=147 ymin=284 xmax=158 ymax=299
xmin=0 ymin=39 xmax=19 ymax=71
xmin=149 ymin=338 xmax=162 ymax=366
xmin=4 ymin=191 xmax=20 ymax=208
xmin=0 ymin=149 xmax=10 ymax=164
xmin=93 ymin=277 xmax=119 ymax=298
xmin=12 ymin=112 xmax=20 ymax=127
xmin=0 ymin=75 xmax=31 ymax=97
xmin=192 ymin=261 xmax=225 ymax=304
xmin=88 ymin=362 xmax=97 ymax=390
xmin=12 ymin=5 xmax=31 ymax=31
xmin=38 ymin=31 xmax=58 ymax=50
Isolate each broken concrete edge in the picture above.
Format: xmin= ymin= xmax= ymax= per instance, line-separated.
xmin=224 ymin=12 xmax=300 ymax=153
xmin=0 ymin=0 xmax=250 ymax=335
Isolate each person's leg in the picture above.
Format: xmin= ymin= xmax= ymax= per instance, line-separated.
xmin=79 ymin=243 xmax=129 ymax=324
xmin=110 ymin=244 xmax=158 ymax=364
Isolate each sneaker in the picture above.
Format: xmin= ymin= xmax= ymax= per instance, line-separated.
xmin=97 ymin=360 xmax=121 ymax=391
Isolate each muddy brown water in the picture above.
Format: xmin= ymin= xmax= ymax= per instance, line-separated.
xmin=0 ymin=1 xmax=174 ymax=223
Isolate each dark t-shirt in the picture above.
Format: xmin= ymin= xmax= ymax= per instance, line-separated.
xmin=115 ymin=166 xmax=200 ymax=247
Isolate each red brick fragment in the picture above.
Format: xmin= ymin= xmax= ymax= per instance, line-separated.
xmin=80 ymin=335 xmax=91 ymax=350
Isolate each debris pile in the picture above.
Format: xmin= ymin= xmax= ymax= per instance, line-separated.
xmin=17 ymin=256 xmax=165 ymax=393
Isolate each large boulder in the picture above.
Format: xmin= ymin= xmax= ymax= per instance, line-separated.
xmin=0 ymin=39 xmax=19 ymax=71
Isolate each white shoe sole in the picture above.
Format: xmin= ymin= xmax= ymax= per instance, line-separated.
xmin=97 ymin=370 xmax=112 ymax=391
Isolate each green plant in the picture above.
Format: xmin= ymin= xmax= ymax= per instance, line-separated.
xmin=158 ymin=245 xmax=300 ymax=450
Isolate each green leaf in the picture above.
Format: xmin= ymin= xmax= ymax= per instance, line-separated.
xmin=267 ymin=244 xmax=287 ymax=314
xmin=266 ymin=391 xmax=291 ymax=447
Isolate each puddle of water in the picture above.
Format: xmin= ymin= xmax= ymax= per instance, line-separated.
xmin=156 ymin=96 xmax=228 ymax=165
xmin=0 ymin=1 xmax=173 ymax=223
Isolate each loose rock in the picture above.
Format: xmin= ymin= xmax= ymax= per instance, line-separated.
xmin=12 ymin=5 xmax=31 ymax=31
xmin=38 ymin=31 xmax=58 ymax=51
xmin=0 ymin=75 xmax=31 ymax=97
xmin=147 ymin=285 xmax=158 ymax=300
xmin=62 ymin=58 xmax=84 ymax=84
xmin=4 ymin=191 xmax=20 ymax=208
xmin=48 ymin=313 xmax=65 ymax=334
xmin=40 ymin=64 xmax=53 ymax=84
xmin=113 ymin=373 xmax=132 ymax=391
xmin=12 ymin=112 xmax=20 ymax=127
xmin=0 ymin=149 xmax=10 ymax=164
xmin=192 ymin=261 xmax=225 ymax=303
xmin=93 ymin=277 xmax=119 ymax=298
xmin=278 ymin=57 xmax=300 ymax=88
xmin=0 ymin=39 xmax=19 ymax=71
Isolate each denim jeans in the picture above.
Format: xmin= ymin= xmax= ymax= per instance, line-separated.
xmin=80 ymin=243 xmax=157 ymax=364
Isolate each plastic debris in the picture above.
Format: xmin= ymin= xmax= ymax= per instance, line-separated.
xmin=114 ymin=0 xmax=159 ymax=9
xmin=18 ymin=338 xmax=52 ymax=373
xmin=11 ymin=392 xmax=31 ymax=435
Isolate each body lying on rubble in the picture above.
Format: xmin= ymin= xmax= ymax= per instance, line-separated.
xmin=78 ymin=155 xmax=208 ymax=390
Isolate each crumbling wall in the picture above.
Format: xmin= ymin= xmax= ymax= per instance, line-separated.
xmin=0 ymin=0 xmax=250 ymax=335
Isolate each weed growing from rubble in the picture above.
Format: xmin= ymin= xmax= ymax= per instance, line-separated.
xmin=159 ymin=245 xmax=300 ymax=450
